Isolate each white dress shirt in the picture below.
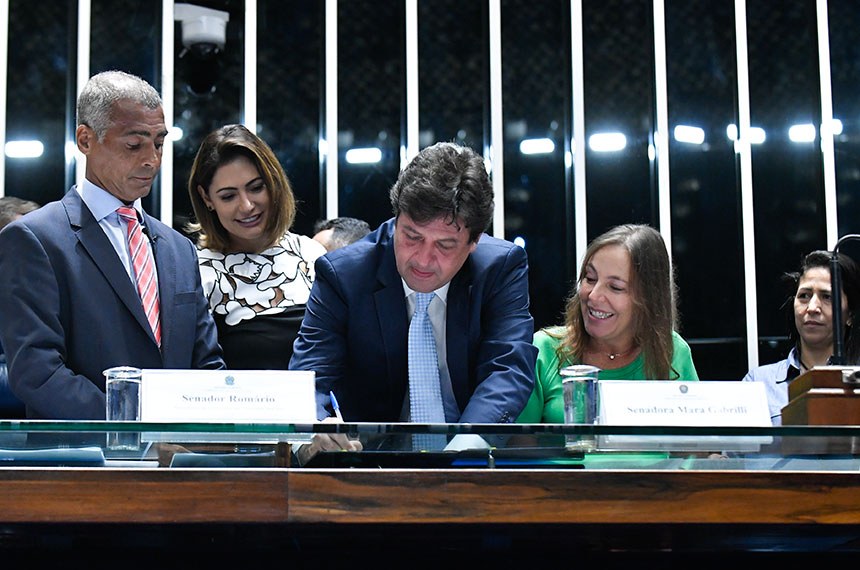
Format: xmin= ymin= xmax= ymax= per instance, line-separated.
xmin=76 ymin=180 xmax=157 ymax=288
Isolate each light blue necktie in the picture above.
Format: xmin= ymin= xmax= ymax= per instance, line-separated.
xmin=409 ymin=292 xmax=446 ymax=450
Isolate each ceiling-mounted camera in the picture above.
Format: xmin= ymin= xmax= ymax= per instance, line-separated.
xmin=174 ymin=3 xmax=230 ymax=59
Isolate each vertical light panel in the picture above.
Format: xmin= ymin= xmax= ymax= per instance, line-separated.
xmin=817 ymin=0 xmax=837 ymax=248
xmin=488 ymin=0 xmax=504 ymax=238
xmin=75 ymin=0 xmax=92 ymax=190
xmin=735 ymin=0 xmax=759 ymax=370
xmin=160 ymin=0 xmax=175 ymax=225
xmin=653 ymin=0 xmax=672 ymax=260
xmin=571 ymin=0 xmax=587 ymax=267
xmin=244 ymin=0 xmax=257 ymax=131
xmin=404 ymin=0 xmax=418 ymax=167
xmin=324 ymin=0 xmax=338 ymax=219
xmin=0 ymin=0 xmax=8 ymax=196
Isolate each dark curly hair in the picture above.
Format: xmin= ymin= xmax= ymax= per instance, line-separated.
xmin=389 ymin=142 xmax=493 ymax=243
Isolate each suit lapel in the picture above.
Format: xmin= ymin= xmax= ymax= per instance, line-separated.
xmin=64 ymin=190 xmax=158 ymax=346
xmin=374 ymin=231 xmax=408 ymax=396
xmin=446 ymin=259 xmax=472 ymax=408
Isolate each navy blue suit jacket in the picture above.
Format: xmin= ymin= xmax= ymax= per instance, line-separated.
xmin=290 ymin=218 xmax=537 ymax=423
xmin=0 ymin=188 xmax=224 ymax=419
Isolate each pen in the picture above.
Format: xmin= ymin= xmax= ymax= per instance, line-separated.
xmin=330 ymin=391 xmax=344 ymax=422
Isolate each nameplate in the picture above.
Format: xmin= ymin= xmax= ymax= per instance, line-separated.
xmin=598 ymin=380 xmax=772 ymax=452
xmin=600 ymin=380 xmax=771 ymax=426
xmin=140 ymin=369 xmax=317 ymax=424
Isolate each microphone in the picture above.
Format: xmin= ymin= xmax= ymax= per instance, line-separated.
xmin=140 ymin=220 xmax=157 ymax=243
xmin=830 ymin=234 xmax=860 ymax=365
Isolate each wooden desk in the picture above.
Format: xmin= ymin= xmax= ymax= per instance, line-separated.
xmin=1 ymin=466 xmax=859 ymax=559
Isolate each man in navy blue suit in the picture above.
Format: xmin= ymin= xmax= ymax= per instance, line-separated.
xmin=290 ymin=142 xmax=537 ymax=459
xmin=0 ymin=70 xmax=224 ymax=419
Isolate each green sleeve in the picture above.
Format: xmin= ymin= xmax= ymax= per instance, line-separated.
xmin=671 ymin=331 xmax=699 ymax=381
xmin=517 ymin=328 xmax=566 ymax=423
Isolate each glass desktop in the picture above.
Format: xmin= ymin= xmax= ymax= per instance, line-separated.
xmin=0 ymin=420 xmax=857 ymax=471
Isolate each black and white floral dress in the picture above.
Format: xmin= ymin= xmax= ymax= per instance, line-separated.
xmin=197 ymin=232 xmax=326 ymax=369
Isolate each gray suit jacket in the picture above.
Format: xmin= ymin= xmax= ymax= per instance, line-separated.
xmin=0 ymin=187 xmax=224 ymax=419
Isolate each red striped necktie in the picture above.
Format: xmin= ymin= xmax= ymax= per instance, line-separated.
xmin=116 ymin=206 xmax=161 ymax=347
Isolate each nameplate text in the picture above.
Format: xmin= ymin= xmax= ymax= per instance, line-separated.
xmin=600 ymin=380 xmax=771 ymax=426
xmin=139 ymin=369 xmax=317 ymax=423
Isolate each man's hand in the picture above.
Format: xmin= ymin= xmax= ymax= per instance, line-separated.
xmin=295 ymin=416 xmax=363 ymax=466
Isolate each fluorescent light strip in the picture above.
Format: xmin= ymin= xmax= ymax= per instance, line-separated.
xmin=748 ymin=126 xmax=765 ymax=144
xmin=325 ymin=0 xmax=338 ymax=219
xmin=161 ymin=0 xmax=175 ymax=225
xmin=572 ymin=0 xmax=587 ymax=269
xmin=653 ymin=0 xmax=672 ymax=264
xmin=76 ymin=0 xmax=91 ymax=191
xmin=588 ymin=132 xmax=626 ymax=152
xmin=735 ymin=0 xmax=759 ymax=371
xmin=345 ymin=147 xmax=382 ymax=164
xmin=519 ymin=138 xmax=555 ymax=155
xmin=404 ymin=0 xmax=418 ymax=168
xmin=831 ymin=118 xmax=843 ymax=135
xmin=244 ymin=0 xmax=257 ymax=131
xmin=0 ymin=0 xmax=7 ymax=196
xmin=65 ymin=141 xmax=78 ymax=165
xmin=727 ymin=123 xmax=765 ymax=143
xmin=674 ymin=125 xmax=705 ymax=145
xmin=5 ymin=140 xmax=44 ymax=158
xmin=788 ymin=123 xmax=816 ymax=143
xmin=488 ymin=0 xmax=504 ymax=238
xmin=817 ymin=0 xmax=838 ymax=249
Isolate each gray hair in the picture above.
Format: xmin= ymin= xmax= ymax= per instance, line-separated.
xmin=76 ymin=70 xmax=162 ymax=141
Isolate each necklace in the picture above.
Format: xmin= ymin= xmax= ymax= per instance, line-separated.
xmin=589 ymin=345 xmax=637 ymax=361
xmin=607 ymin=347 xmax=635 ymax=360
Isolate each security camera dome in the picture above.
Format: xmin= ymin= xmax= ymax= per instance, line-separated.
xmin=175 ymin=3 xmax=229 ymax=57
xmin=189 ymin=42 xmax=220 ymax=59
xmin=181 ymin=15 xmax=227 ymax=54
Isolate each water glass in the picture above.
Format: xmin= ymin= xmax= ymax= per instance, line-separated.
xmin=104 ymin=366 xmax=142 ymax=451
xmin=561 ymin=364 xmax=600 ymax=451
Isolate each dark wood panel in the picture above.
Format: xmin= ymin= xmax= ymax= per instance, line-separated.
xmin=0 ymin=469 xmax=290 ymax=523
xmin=784 ymin=368 xmax=860 ymax=428
xmin=1 ymin=467 xmax=860 ymax=527
xmin=287 ymin=469 xmax=860 ymax=524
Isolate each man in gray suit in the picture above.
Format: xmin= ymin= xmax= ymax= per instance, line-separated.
xmin=0 ymin=70 xmax=224 ymax=419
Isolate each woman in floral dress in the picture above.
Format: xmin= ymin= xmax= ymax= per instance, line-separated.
xmin=187 ymin=124 xmax=326 ymax=369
